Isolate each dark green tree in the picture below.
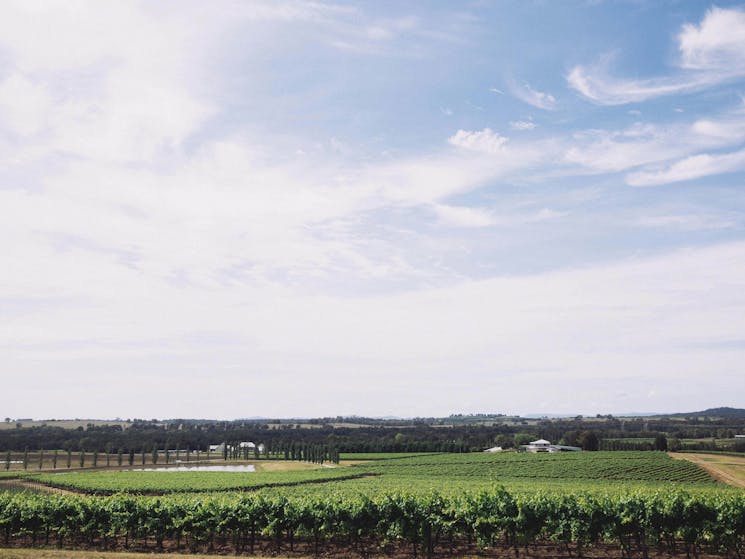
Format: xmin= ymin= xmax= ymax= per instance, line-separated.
xmin=654 ymin=433 xmax=668 ymax=451
xmin=580 ymin=431 xmax=599 ymax=451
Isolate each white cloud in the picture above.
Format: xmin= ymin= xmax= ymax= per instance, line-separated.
xmin=0 ymin=1 xmax=214 ymax=163
xmin=510 ymin=120 xmax=537 ymax=131
xmin=627 ymin=147 xmax=745 ymax=186
xmin=3 ymin=240 xmax=745 ymax=417
xmin=448 ymin=128 xmax=508 ymax=153
xmin=0 ymin=74 xmax=53 ymax=136
xmin=567 ymin=64 xmax=706 ymax=106
xmin=432 ymin=204 xmax=495 ymax=227
xmin=678 ymin=7 xmax=745 ymax=71
xmin=508 ymin=80 xmax=556 ymax=110
xmin=636 ymin=214 xmax=738 ymax=231
xmin=568 ymin=7 xmax=745 ymax=105
xmin=564 ymin=111 xmax=745 ymax=176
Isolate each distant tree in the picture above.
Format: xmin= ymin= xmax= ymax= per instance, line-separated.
xmin=514 ymin=433 xmax=533 ymax=446
xmin=495 ymin=434 xmax=514 ymax=449
xmin=654 ymin=433 xmax=668 ymax=451
xmin=66 ymin=449 xmax=72 ymax=469
xmin=5 ymin=450 xmax=11 ymax=471
xmin=92 ymin=449 xmax=98 ymax=468
xmin=38 ymin=448 xmax=44 ymax=470
xmin=580 ymin=431 xmax=599 ymax=451
xmin=52 ymin=449 xmax=58 ymax=470
xmin=22 ymin=447 xmax=28 ymax=470
xmin=560 ymin=431 xmax=580 ymax=447
xmin=151 ymin=445 xmax=158 ymax=465
xmin=79 ymin=450 xmax=85 ymax=468
xmin=105 ymin=443 xmax=113 ymax=467
xmin=117 ymin=448 xmax=123 ymax=467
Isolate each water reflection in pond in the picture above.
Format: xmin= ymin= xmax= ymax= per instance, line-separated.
xmin=131 ymin=465 xmax=256 ymax=472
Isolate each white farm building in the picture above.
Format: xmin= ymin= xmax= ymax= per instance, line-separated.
xmin=522 ymin=439 xmax=581 ymax=453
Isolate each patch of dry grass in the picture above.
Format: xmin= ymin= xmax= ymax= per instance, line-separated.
xmin=670 ymin=452 xmax=745 ymax=487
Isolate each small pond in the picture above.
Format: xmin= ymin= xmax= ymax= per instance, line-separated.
xmin=130 ymin=465 xmax=256 ymax=472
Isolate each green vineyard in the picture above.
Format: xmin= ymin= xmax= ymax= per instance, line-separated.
xmin=1 ymin=488 xmax=744 ymax=557
xmin=1 ymin=451 xmax=743 ymax=557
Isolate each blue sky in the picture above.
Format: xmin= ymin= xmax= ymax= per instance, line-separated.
xmin=1 ymin=1 xmax=745 ymax=419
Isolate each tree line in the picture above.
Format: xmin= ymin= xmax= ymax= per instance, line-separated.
xmin=1 ymin=414 xmax=742 ymax=454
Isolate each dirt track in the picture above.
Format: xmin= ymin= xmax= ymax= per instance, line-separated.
xmin=670 ymin=453 xmax=745 ymax=488
xmin=0 ymin=479 xmax=77 ymax=495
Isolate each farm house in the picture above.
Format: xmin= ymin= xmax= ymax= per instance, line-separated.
xmin=523 ymin=439 xmax=582 ymax=453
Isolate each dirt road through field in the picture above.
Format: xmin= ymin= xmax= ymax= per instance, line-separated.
xmin=670 ymin=453 xmax=745 ymax=488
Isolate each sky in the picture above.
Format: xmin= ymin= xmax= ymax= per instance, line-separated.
xmin=1 ymin=1 xmax=745 ymax=420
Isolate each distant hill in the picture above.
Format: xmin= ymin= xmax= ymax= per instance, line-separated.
xmin=668 ymin=407 xmax=745 ymax=418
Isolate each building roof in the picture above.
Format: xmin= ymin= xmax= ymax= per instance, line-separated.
xmin=530 ymin=439 xmax=551 ymax=445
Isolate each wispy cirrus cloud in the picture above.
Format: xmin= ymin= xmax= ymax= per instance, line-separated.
xmin=627 ymin=146 xmax=745 ymax=187
xmin=508 ymin=79 xmax=556 ymax=110
xmin=568 ymin=7 xmax=745 ymax=105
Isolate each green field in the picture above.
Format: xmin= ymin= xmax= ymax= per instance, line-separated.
xmin=339 ymin=452 xmax=442 ymax=460
xmin=26 ymin=467 xmax=364 ymax=494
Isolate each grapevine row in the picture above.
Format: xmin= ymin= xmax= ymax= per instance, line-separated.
xmin=1 ymin=488 xmax=743 ymax=557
